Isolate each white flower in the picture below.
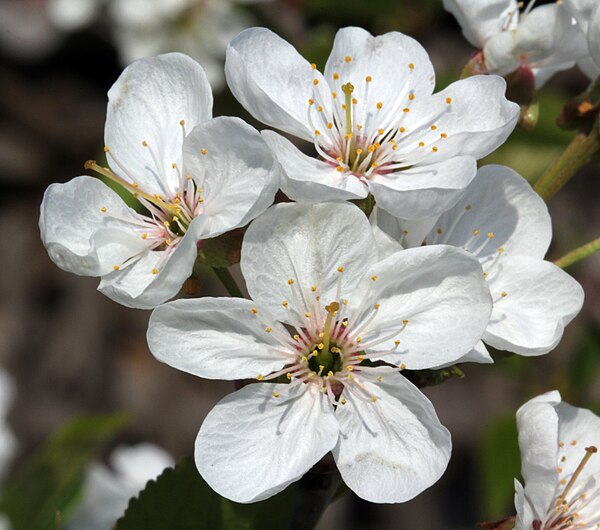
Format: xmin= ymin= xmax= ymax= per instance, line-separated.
xmin=40 ymin=53 xmax=280 ymax=309
xmin=147 ymin=202 xmax=493 ymax=503
xmin=514 ymin=391 xmax=600 ymax=530
xmin=225 ymin=26 xmax=519 ymax=219
xmin=562 ymin=0 xmax=600 ymax=80
xmin=443 ymin=0 xmax=588 ymax=88
xmin=67 ymin=443 xmax=174 ymax=530
xmin=372 ymin=165 xmax=584 ymax=361
xmin=0 ymin=369 xmax=16 ymax=484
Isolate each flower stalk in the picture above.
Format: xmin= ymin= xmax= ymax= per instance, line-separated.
xmin=533 ymin=117 xmax=600 ymax=201
xmin=212 ymin=267 xmax=245 ymax=298
xmin=554 ymin=236 xmax=600 ymax=269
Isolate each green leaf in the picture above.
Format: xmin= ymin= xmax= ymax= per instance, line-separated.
xmin=0 ymin=412 xmax=129 ymax=530
xmin=478 ymin=414 xmax=521 ymax=520
xmin=116 ymin=457 xmax=295 ymax=530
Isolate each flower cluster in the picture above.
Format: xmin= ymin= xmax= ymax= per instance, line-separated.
xmin=38 ymin=21 xmax=588 ymax=517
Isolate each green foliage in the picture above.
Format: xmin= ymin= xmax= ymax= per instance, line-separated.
xmin=478 ymin=414 xmax=521 ymax=520
xmin=116 ymin=457 xmax=295 ymax=530
xmin=0 ymin=413 xmax=129 ymax=530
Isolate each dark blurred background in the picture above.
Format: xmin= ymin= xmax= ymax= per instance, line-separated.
xmin=0 ymin=0 xmax=599 ymax=528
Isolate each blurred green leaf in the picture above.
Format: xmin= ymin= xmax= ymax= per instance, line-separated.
xmin=478 ymin=413 xmax=521 ymax=520
xmin=116 ymin=457 xmax=295 ymax=530
xmin=0 ymin=412 xmax=129 ymax=530
xmin=568 ymin=329 xmax=600 ymax=403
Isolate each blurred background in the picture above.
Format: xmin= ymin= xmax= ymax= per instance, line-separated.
xmin=0 ymin=0 xmax=599 ymax=528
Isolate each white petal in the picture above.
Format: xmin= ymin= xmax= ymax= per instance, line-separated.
xmin=225 ymin=27 xmax=328 ymax=142
xmin=588 ymin=4 xmax=600 ymax=71
xmin=97 ymin=220 xmax=201 ymax=309
xmin=483 ymin=31 xmax=521 ymax=76
xmin=402 ymin=75 xmax=519 ymax=161
xmin=183 ymin=117 xmax=280 ymax=237
xmin=148 ymin=297 xmax=289 ymax=380
xmin=371 ymin=206 xmax=437 ymax=249
xmin=555 ymin=400 xmax=600 ymax=477
xmin=241 ymin=202 xmax=377 ymax=322
xmin=514 ymin=478 xmax=537 ymax=530
xmin=368 ymin=156 xmax=477 ymax=219
xmin=432 ymin=341 xmax=494 ymax=368
xmin=352 ymin=245 xmax=492 ymax=369
xmin=323 ymin=27 xmax=435 ymax=127
xmin=195 ymin=382 xmax=338 ymax=503
xmin=577 ymin=56 xmax=600 ymax=80
xmin=516 ymin=391 xmax=561 ymax=520
xmin=370 ymin=222 xmax=404 ymax=261
xmin=39 ymin=176 xmax=144 ymax=277
xmin=442 ymin=0 xmax=518 ymax=47
xmin=484 ymin=256 xmax=584 ymax=356
xmin=261 ymin=130 xmax=368 ymax=202
xmin=421 ymin=165 xmax=552 ymax=261
xmin=47 ymin=0 xmax=101 ymax=30
xmin=333 ymin=370 xmax=451 ymax=503
xmin=110 ymin=443 xmax=174 ymax=488
xmin=105 ymin=53 xmax=213 ymax=196
xmin=563 ymin=0 xmax=596 ymax=33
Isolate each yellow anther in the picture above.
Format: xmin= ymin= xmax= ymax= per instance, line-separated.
xmin=374 ymin=303 xmax=380 ymax=310
xmin=432 ymin=146 xmax=439 ymax=153
xmin=368 ymin=144 xmax=376 ymax=153
xmin=311 ymin=63 xmax=317 ymax=69
xmin=331 ymin=92 xmax=337 ymax=99
xmin=377 ymin=128 xmax=385 ymax=136
xmin=473 ymin=229 xmax=480 ymax=236
xmin=152 ymin=268 xmax=159 ymax=275
xmin=446 ymin=97 xmax=453 ymax=104
xmin=352 ymin=98 xmax=358 ymax=105
xmin=403 ymin=319 xmax=409 ymax=325
xmin=341 ymin=399 xmax=347 ymax=405
xmin=376 ymin=376 xmax=382 ymax=382
xmin=318 ymin=343 xmax=324 ymax=350
xmin=501 ymin=292 xmax=507 ymax=297
xmin=171 ymin=163 xmax=177 ymax=169
xmin=498 ymin=247 xmax=505 ymax=253
xmin=400 ymin=363 xmax=406 ymax=370
xmin=356 ymin=337 xmax=362 ymax=343
xmin=327 ymin=122 xmax=333 ymax=129
xmin=356 ymin=148 xmax=363 ymax=155
xmin=400 ymin=127 xmax=407 ymax=133
xmin=441 ymin=132 xmax=448 ymax=138
xmin=346 ymin=365 xmax=354 ymax=372
xmin=337 ymin=266 xmax=345 ymax=273
xmin=394 ymin=340 xmax=400 ymax=346
xmin=371 ymin=396 xmax=377 ymax=403
xmin=437 ymin=228 xmax=442 ymax=234
xmin=113 ymin=265 xmax=120 ymax=271
xmin=293 ymin=334 xmax=300 ymax=341
xmin=333 ymin=72 xmax=339 ymax=80
xmin=344 ymin=56 xmax=351 ymax=62
xmin=142 ymin=140 xmax=148 ymax=147
xmin=265 ymin=327 xmax=272 ymax=333
xmin=172 ymin=216 xmax=179 ymax=222
xmin=305 ymin=312 xmax=311 ymax=318
xmin=132 ymin=182 xmax=139 ymax=188
xmin=310 ymin=285 xmax=317 ymax=292
xmin=201 ymin=148 xmax=207 ymax=155
xmin=344 ymin=133 xmax=352 ymax=140
xmin=327 ymin=371 xmax=334 ymax=377
xmin=186 ymin=175 xmax=193 ymax=180
xmin=376 ymin=102 xmax=383 ymax=109
xmin=558 ymin=467 xmax=563 ymax=473
xmin=402 ymin=229 xmax=408 ymax=235
xmin=163 ymin=221 xmax=170 ymax=227
xmin=272 ymin=391 xmax=280 ymax=398
xmin=313 ymin=79 xmax=319 ymax=85
xmin=403 ymin=107 xmax=410 ymax=113
xmin=408 ymin=93 xmax=415 ymax=101
xmin=347 ymin=373 xmax=354 ymax=380
xmin=343 ymin=299 xmax=348 ymax=305
xmin=465 ymin=204 xmax=472 ymax=210
xmin=371 ymin=162 xmax=378 ymax=169
xmin=179 ymin=119 xmax=185 ymax=126
xmin=487 ymin=232 xmax=495 ymax=239
xmin=287 ymin=278 xmax=295 ymax=285
xmin=365 ymin=75 xmax=372 ymax=82
xmin=256 ymin=374 xmax=265 ymax=381
xmin=560 ymin=441 xmax=565 ymax=447
xmin=251 ymin=308 xmax=258 ymax=314
xmin=165 ymin=238 xmax=172 ymax=245
xmin=287 ymin=373 xmax=292 ymax=380
xmin=483 ymin=272 xmax=489 ymax=278
xmin=100 ymin=206 xmax=107 ymax=213
xmin=282 ymin=300 xmax=289 ymax=307
xmin=308 ymin=98 xmax=314 ymax=105
xmin=103 ymin=146 xmax=110 ymax=153
xmin=336 ymin=166 xmax=344 ymax=172
xmin=315 ymin=130 xmax=321 ymax=136
xmin=418 ymin=141 xmax=425 ymax=147
xmin=371 ymin=275 xmax=378 ymax=281
xmin=141 ymin=233 xmax=148 ymax=239
xmin=317 ymin=105 xmax=323 ymax=112
xmin=408 ymin=63 xmax=415 ymax=69
xmin=431 ymin=125 xmax=438 ymax=130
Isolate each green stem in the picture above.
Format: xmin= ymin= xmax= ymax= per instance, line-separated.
xmin=554 ymin=236 xmax=600 ymax=269
xmin=212 ymin=267 xmax=244 ymax=298
xmin=533 ymin=119 xmax=600 ymax=201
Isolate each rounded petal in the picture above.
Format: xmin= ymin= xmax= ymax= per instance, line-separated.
xmin=422 ymin=165 xmax=552 ymax=261
xmin=442 ymin=0 xmax=519 ymax=47
xmin=368 ymin=156 xmax=477 ymax=219
xmin=39 ymin=176 xmax=144 ymax=277
xmin=402 ymin=75 xmax=519 ymax=160
xmin=148 ymin=297 xmax=289 ymax=380
xmin=97 ymin=220 xmax=201 ymax=309
xmin=333 ymin=370 xmax=451 ymax=503
xmin=183 ymin=117 xmax=280 ymax=237
xmin=225 ymin=27 xmax=328 ymax=142
xmin=432 ymin=341 xmax=494 ymax=369
xmin=195 ymin=382 xmax=338 ymax=503
xmin=371 ymin=206 xmax=437 ymax=249
xmin=105 ymin=53 xmax=213 ymax=196
xmin=261 ymin=130 xmax=368 ymax=203
xmin=484 ymin=256 xmax=584 ymax=356
xmin=323 ymin=27 xmax=435 ymax=127
xmin=352 ymin=245 xmax=492 ymax=369
xmin=516 ymin=391 xmax=561 ymax=520
xmin=241 ymin=202 xmax=377 ymax=322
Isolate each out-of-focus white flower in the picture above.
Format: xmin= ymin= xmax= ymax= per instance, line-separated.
xmin=514 ymin=391 xmax=600 ymax=530
xmin=563 ymin=0 xmax=600 ymax=80
xmin=225 ymin=26 xmax=519 ymax=219
xmin=148 ymin=202 xmax=493 ymax=504
xmin=39 ymin=53 xmax=280 ymax=309
xmin=0 ymin=369 xmax=16 ymax=484
xmin=67 ymin=443 xmax=174 ymax=530
xmin=443 ymin=0 xmax=588 ymax=88
xmin=372 ymin=165 xmax=584 ymax=362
